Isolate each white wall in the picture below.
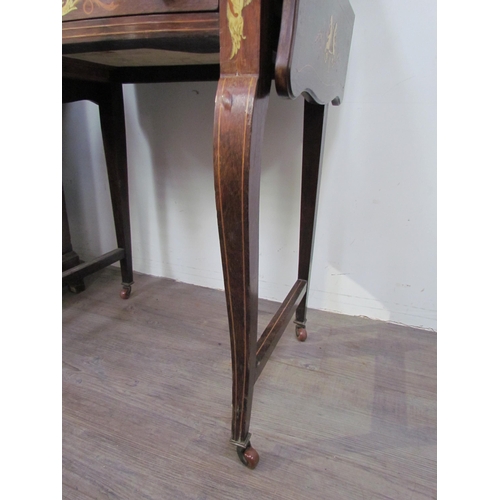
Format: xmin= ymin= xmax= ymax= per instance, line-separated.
xmin=62 ymin=0 xmax=436 ymax=330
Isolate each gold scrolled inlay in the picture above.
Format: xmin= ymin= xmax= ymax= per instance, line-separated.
xmin=62 ymin=0 xmax=119 ymax=17
xmin=325 ymin=16 xmax=338 ymax=64
xmin=227 ymin=0 xmax=253 ymax=59
xmin=62 ymin=0 xmax=79 ymax=16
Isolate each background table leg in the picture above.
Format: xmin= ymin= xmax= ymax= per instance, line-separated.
xmin=295 ymin=100 xmax=328 ymax=340
xmin=98 ymin=83 xmax=134 ymax=298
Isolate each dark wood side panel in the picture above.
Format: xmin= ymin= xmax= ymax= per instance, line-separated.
xmin=275 ymin=0 xmax=355 ymax=104
xmin=62 ymin=0 xmax=219 ymax=22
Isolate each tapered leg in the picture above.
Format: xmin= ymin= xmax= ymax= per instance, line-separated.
xmin=214 ymin=76 xmax=269 ymax=456
xmin=98 ymin=83 xmax=134 ymax=297
xmin=295 ymin=100 xmax=328 ymax=339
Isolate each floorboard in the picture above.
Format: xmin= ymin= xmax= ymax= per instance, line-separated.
xmin=63 ymin=268 xmax=436 ymax=499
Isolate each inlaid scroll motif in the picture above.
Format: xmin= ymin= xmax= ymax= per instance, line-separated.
xmin=62 ymin=0 xmax=119 ymax=17
xmin=62 ymin=0 xmax=79 ymax=16
xmin=227 ymin=0 xmax=253 ymax=59
xmin=325 ymin=16 xmax=338 ymax=64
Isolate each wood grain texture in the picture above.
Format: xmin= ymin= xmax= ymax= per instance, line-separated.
xmin=98 ymin=82 xmax=133 ymax=287
xmin=63 ymin=268 xmax=436 ymax=498
xmin=62 ymin=13 xmax=220 ymax=56
xmin=213 ymin=0 xmax=275 ymax=450
xmin=62 ymin=0 xmax=219 ymax=22
xmin=65 ymin=48 xmax=220 ymax=67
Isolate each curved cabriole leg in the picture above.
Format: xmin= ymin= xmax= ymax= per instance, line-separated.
xmin=214 ymin=75 xmax=270 ymax=464
xmin=295 ymin=100 xmax=329 ymax=341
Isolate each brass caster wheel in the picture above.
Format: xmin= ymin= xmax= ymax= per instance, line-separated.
xmin=296 ymin=326 xmax=307 ymax=342
xmin=120 ymin=286 xmax=132 ymax=299
xmin=237 ymin=443 xmax=259 ymax=469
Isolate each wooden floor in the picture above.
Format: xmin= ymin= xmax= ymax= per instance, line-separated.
xmin=62 ymin=268 xmax=436 ymax=500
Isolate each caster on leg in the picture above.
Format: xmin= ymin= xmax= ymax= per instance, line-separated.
xmin=236 ymin=443 xmax=259 ymax=469
xmin=120 ymin=284 xmax=132 ymax=299
xmin=68 ymin=281 xmax=85 ymax=294
xmin=295 ymin=325 xmax=308 ymax=342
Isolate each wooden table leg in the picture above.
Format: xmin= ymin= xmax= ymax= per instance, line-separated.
xmin=214 ymin=0 xmax=275 ymax=468
xmin=295 ymin=100 xmax=329 ymax=341
xmin=98 ymin=83 xmax=134 ymax=299
xmin=214 ymin=75 xmax=270 ymax=469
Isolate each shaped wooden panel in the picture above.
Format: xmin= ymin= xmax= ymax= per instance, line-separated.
xmin=275 ymin=0 xmax=354 ymax=105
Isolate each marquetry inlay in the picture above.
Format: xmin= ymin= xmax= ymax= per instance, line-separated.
xmin=62 ymin=0 xmax=119 ymax=17
xmin=325 ymin=16 xmax=338 ymax=64
xmin=227 ymin=0 xmax=253 ymax=59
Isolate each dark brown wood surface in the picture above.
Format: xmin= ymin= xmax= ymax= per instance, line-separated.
xmin=63 ymin=79 xmax=133 ymax=293
xmin=62 ymin=56 xmax=221 ymax=83
xmin=98 ymin=82 xmax=133 ymax=287
xmin=63 ymin=56 xmax=114 ymax=82
xmin=62 ymin=0 xmax=219 ymax=22
xmin=62 ymin=12 xmax=220 ymax=56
